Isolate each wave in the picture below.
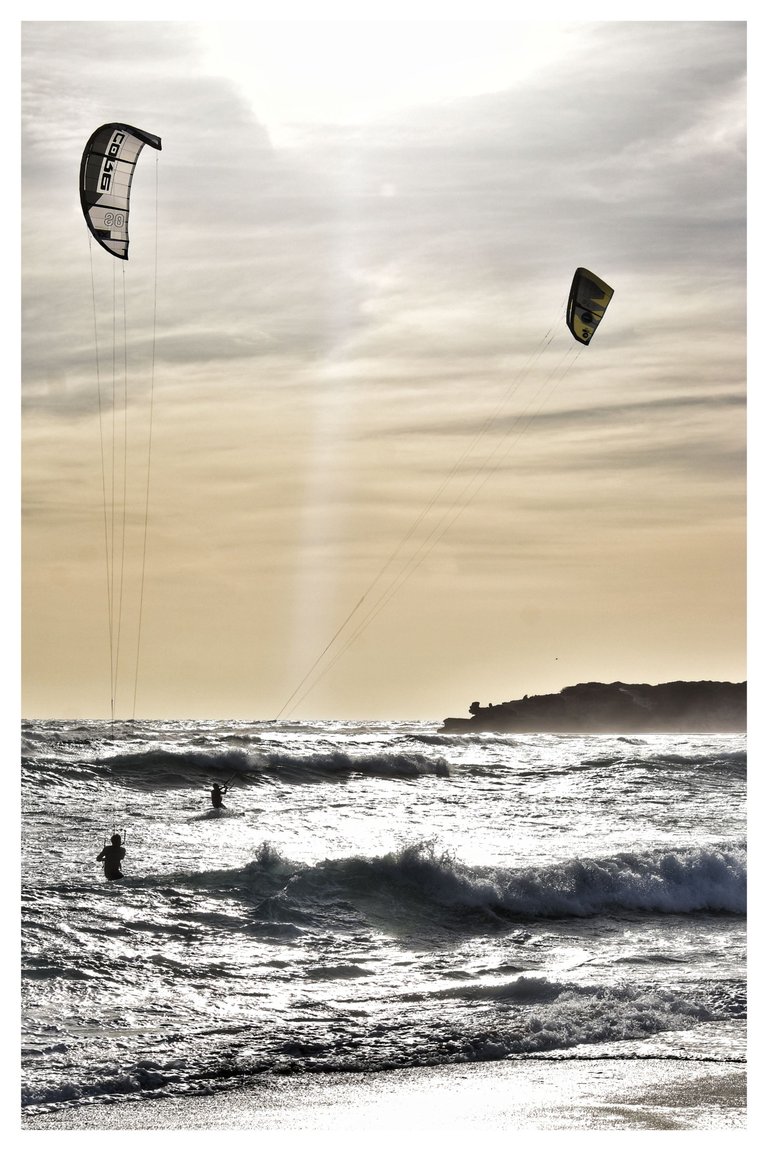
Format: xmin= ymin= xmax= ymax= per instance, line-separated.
xmin=22 ymin=1057 xmax=191 ymax=1109
xmin=21 ymin=968 xmax=742 ymax=1110
xmin=581 ymin=748 xmax=746 ymax=774
xmin=147 ymin=840 xmax=745 ymax=927
xmin=22 ymin=745 xmax=450 ymax=788
xmin=23 ymin=744 xmax=743 ymax=792
xmin=405 ymin=731 xmax=523 ymax=748
xmin=330 ymin=841 xmax=747 ymax=920
xmin=490 ymin=845 xmax=747 ymax=917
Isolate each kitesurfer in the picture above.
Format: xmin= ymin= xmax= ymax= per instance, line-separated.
xmin=97 ymin=833 xmax=126 ymax=881
xmin=211 ymin=783 xmax=228 ymax=809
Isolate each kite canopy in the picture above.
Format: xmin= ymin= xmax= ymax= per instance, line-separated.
xmin=566 ymin=267 xmax=614 ymax=345
xmin=80 ymin=123 xmax=162 ymax=259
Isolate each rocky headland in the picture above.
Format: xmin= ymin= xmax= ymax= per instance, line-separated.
xmin=440 ymin=680 xmax=746 ymax=734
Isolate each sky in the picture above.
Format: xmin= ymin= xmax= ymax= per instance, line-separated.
xmin=19 ymin=12 xmax=748 ymax=721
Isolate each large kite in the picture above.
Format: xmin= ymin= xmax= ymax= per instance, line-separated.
xmin=566 ymin=267 xmax=614 ymax=345
xmin=79 ymin=123 xmax=162 ymax=259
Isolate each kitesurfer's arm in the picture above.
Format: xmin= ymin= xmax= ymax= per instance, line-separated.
xmin=96 ymin=847 xmax=106 ymax=861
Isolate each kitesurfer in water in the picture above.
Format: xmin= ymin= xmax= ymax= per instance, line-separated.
xmin=97 ymin=834 xmax=126 ymax=881
xmin=211 ymin=783 xmax=228 ymax=809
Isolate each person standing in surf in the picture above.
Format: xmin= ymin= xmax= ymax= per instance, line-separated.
xmin=97 ymin=834 xmax=126 ymax=881
xmin=210 ymin=783 xmax=228 ymax=809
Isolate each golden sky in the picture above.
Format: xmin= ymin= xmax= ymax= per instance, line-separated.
xmin=20 ymin=17 xmax=747 ymax=720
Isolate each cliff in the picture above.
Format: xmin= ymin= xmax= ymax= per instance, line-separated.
xmin=440 ymin=680 xmax=746 ymax=734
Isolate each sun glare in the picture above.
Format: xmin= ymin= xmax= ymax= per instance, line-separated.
xmin=199 ymin=20 xmax=575 ymax=142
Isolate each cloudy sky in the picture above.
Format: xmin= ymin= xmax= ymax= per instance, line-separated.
xmin=20 ymin=15 xmax=747 ymax=721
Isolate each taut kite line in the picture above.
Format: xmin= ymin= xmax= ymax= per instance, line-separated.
xmin=80 ymin=123 xmax=162 ymax=719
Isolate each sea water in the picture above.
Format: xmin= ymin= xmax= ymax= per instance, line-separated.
xmin=20 ymin=719 xmax=746 ymax=1115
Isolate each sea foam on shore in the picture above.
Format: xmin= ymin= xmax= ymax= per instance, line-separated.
xmin=21 ymin=1057 xmax=746 ymax=1134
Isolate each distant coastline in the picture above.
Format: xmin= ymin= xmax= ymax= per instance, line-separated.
xmin=441 ymin=680 xmax=746 ymax=734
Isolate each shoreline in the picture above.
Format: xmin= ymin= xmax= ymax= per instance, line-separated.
xmin=21 ymin=1056 xmax=747 ymax=1132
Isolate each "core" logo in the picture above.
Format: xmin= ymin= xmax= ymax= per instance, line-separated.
xmin=99 ymin=131 xmax=126 ymax=194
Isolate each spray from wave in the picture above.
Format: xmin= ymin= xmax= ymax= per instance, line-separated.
xmin=188 ymin=840 xmax=747 ymax=929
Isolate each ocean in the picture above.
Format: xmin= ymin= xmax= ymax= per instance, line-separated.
xmin=20 ymin=719 xmax=746 ymax=1121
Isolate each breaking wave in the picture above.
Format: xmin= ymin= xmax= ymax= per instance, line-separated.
xmin=182 ymin=840 xmax=748 ymax=925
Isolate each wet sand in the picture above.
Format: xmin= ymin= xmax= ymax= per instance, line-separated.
xmin=21 ymin=1057 xmax=746 ymax=1132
